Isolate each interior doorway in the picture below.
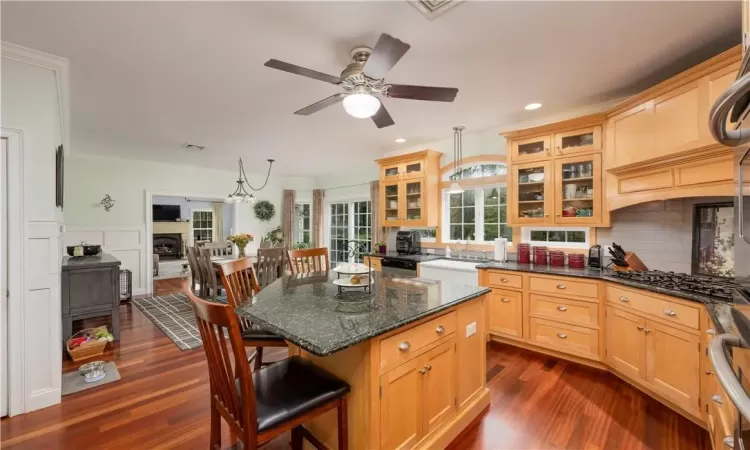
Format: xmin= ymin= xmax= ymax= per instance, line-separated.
xmin=1 ymin=137 xmax=8 ymax=417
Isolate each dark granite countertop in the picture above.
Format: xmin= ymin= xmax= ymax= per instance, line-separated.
xmin=476 ymin=261 xmax=743 ymax=333
xmin=236 ymin=271 xmax=490 ymax=357
xmin=62 ymin=253 xmax=121 ymax=270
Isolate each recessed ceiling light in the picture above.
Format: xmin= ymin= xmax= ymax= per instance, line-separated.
xmin=525 ymin=103 xmax=542 ymax=111
xmin=395 ymin=138 xmax=407 ymax=143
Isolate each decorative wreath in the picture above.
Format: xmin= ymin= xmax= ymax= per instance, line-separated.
xmin=254 ymin=200 xmax=275 ymax=222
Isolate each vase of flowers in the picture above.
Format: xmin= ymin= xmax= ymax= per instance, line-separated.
xmin=228 ymin=233 xmax=254 ymax=258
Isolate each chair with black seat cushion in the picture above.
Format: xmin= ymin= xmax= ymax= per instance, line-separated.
xmin=218 ymin=257 xmax=288 ymax=370
xmin=187 ymin=288 xmax=349 ymax=450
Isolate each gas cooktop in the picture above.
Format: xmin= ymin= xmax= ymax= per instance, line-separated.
xmin=611 ymin=270 xmax=742 ymax=301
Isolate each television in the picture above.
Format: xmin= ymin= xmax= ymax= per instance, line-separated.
xmin=153 ymin=204 xmax=181 ymax=222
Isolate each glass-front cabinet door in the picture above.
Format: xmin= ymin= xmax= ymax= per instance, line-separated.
xmin=402 ymin=159 xmax=425 ymax=180
xmin=554 ymin=154 xmax=601 ymax=225
xmin=381 ymin=181 xmax=402 ymax=227
xmin=381 ymin=163 xmax=401 ymax=183
xmin=511 ymin=134 xmax=551 ymax=163
xmin=511 ymin=161 xmax=552 ymax=224
xmin=553 ymin=126 xmax=602 ymax=156
xmin=402 ymin=180 xmax=426 ymax=226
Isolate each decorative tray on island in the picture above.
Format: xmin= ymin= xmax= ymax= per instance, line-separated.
xmin=332 ymin=263 xmax=372 ymax=275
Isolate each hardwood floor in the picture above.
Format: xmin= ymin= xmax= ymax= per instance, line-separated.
xmin=2 ymin=297 xmax=711 ymax=450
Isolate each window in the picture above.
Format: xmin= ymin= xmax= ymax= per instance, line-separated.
xmin=522 ymin=227 xmax=589 ymax=249
xmin=328 ymin=200 xmax=372 ymax=266
xmin=447 ymin=163 xmax=507 ymax=181
xmin=693 ymin=203 xmax=734 ymax=277
xmin=192 ymin=210 xmax=213 ymax=243
xmin=443 ymin=186 xmax=511 ymax=243
xmin=294 ymin=203 xmax=311 ymax=245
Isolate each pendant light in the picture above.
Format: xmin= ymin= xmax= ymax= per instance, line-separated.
xmin=225 ymin=158 xmax=275 ymax=204
xmin=446 ymin=126 xmax=465 ymax=194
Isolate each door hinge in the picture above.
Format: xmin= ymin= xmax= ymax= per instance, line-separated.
xmin=379 ymin=385 xmax=382 ymax=398
xmin=455 ymin=397 xmax=458 ymax=408
xmin=706 ymin=347 xmax=709 ymax=357
xmin=454 ymin=343 xmax=457 ymax=352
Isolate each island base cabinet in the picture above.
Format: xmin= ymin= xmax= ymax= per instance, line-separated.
xmin=421 ymin=341 xmax=457 ymax=434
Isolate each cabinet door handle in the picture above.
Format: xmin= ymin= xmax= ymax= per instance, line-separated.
xmin=424 ymin=364 xmax=432 ymax=371
xmin=398 ymin=341 xmax=410 ymax=351
xmin=556 ymin=284 xmax=566 ymax=290
xmin=637 ymin=326 xmax=645 ymax=331
xmin=556 ymin=146 xmax=562 ymax=155
xmin=500 ymin=278 xmax=509 ymax=283
xmin=664 ymin=309 xmax=677 ymax=317
xmin=557 ymin=333 xmax=568 ymax=339
xmin=545 ymin=147 xmax=550 ymax=156
xmin=557 ymin=305 xmax=568 ymax=312
xmin=435 ymin=325 xmax=445 ymax=334
xmin=556 ymin=214 xmax=561 ymax=217
xmin=619 ymin=296 xmax=629 ymax=303
xmin=501 ymin=298 xmax=510 ymax=303
xmin=707 ymin=328 xmax=717 ymax=335
xmin=419 ymin=368 xmax=427 ymax=375
xmin=712 ymin=394 xmax=723 ymax=405
xmin=644 ymin=328 xmax=652 ymax=333
xmin=706 ymin=369 xmax=714 ymax=375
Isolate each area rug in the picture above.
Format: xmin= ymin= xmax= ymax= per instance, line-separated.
xmin=132 ymin=293 xmax=205 ymax=351
xmin=62 ymin=362 xmax=121 ymax=396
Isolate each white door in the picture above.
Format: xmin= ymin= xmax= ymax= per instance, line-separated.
xmin=1 ymin=138 xmax=8 ymax=416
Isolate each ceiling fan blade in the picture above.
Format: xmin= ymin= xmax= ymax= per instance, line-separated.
xmin=294 ymin=93 xmax=346 ymax=116
xmin=363 ymin=34 xmax=411 ymax=79
xmin=372 ymin=101 xmax=395 ymax=128
xmin=264 ymin=59 xmax=341 ymax=85
xmin=386 ymin=84 xmax=458 ymax=102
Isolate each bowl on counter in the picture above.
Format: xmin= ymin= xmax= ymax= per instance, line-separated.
xmin=66 ymin=242 xmax=102 ymax=256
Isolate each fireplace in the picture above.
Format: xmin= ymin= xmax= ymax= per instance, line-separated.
xmin=153 ymin=233 xmax=183 ymax=260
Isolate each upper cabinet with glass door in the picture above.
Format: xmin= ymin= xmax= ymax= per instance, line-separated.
xmin=510 ymin=134 xmax=551 ymax=163
xmin=375 ymin=150 xmax=442 ymax=228
xmin=553 ymin=126 xmax=602 ymax=156
xmin=554 ymin=154 xmax=602 ymax=225
xmin=510 ymin=161 xmax=552 ymax=224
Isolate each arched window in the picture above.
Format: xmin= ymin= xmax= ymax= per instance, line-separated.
xmin=445 ymin=163 xmax=508 ymax=181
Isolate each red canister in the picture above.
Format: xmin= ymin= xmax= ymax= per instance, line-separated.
xmin=550 ymin=251 xmax=565 ymax=267
xmin=533 ymin=246 xmax=548 ymax=265
xmin=517 ymin=243 xmax=530 ymax=264
xmin=568 ymin=253 xmax=585 ymax=269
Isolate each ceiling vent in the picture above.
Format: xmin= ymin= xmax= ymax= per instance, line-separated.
xmin=409 ymin=0 xmax=465 ymax=20
xmin=182 ymin=143 xmax=206 ymax=151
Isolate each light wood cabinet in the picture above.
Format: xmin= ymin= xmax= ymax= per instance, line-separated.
xmin=380 ymin=339 xmax=456 ymax=449
xmin=606 ymin=306 xmax=646 ymax=381
xmin=646 ymin=320 xmax=700 ymax=413
xmin=487 ymin=289 xmax=522 ymax=339
xmin=509 ymin=160 xmax=552 ymax=224
xmin=375 ymin=150 xmax=441 ymax=228
xmin=380 ymin=357 xmax=423 ymax=450
xmin=553 ymin=126 xmax=602 ymax=156
xmin=510 ymin=134 xmax=552 ymax=163
xmin=553 ymin=154 xmax=602 ymax=225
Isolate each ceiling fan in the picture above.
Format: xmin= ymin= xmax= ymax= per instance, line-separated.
xmin=264 ymin=33 xmax=459 ymax=129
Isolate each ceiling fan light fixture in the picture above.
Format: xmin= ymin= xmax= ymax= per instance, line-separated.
xmin=342 ymin=93 xmax=381 ymax=119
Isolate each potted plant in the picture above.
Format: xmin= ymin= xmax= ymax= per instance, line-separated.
xmin=228 ymin=233 xmax=254 ymax=257
xmin=375 ymin=241 xmax=387 ymax=255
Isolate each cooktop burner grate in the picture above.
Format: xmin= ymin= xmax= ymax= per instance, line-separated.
xmin=611 ymin=270 xmax=741 ymax=301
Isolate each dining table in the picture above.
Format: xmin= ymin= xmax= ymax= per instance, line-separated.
xmin=210 ymin=255 xmax=257 ymax=267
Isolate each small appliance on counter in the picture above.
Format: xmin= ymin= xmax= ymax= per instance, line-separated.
xmin=396 ymin=230 xmax=421 ymax=255
xmin=493 ymin=237 xmax=508 ymax=262
xmin=588 ymin=244 xmax=601 ymax=268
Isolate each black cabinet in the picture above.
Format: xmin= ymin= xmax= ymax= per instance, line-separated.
xmin=61 ymin=253 xmax=121 ymax=342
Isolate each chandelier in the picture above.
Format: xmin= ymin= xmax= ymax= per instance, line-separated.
xmin=225 ymin=158 xmax=275 ymax=204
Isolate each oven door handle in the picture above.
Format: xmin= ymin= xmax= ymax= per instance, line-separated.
xmin=710 ymin=334 xmax=750 ymax=420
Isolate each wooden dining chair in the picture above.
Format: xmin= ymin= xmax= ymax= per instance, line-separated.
xmin=186 ymin=288 xmax=350 ymax=450
xmin=287 ymin=248 xmax=329 ymax=274
xmin=198 ymin=248 xmax=224 ymax=300
xmin=186 ymin=247 xmax=203 ymax=295
xmin=218 ymin=257 xmax=288 ymax=370
xmin=256 ymin=247 xmax=285 ymax=288
xmin=204 ymin=241 xmax=233 ymax=257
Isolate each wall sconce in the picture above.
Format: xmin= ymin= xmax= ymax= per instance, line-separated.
xmin=100 ymin=194 xmax=115 ymax=212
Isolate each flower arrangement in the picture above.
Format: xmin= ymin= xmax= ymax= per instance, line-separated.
xmin=228 ymin=233 xmax=254 ymax=257
xmin=375 ymin=241 xmax=387 ymax=255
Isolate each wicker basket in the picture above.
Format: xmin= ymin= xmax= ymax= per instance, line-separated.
xmin=66 ymin=326 xmax=109 ymax=362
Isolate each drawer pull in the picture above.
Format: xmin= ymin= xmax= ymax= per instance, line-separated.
xmin=556 ymin=284 xmax=567 ymax=290
xmin=557 ymin=305 xmax=568 ymax=312
xmin=435 ymin=325 xmax=445 ymax=334
xmin=398 ymin=341 xmax=410 ymax=351
xmin=663 ymin=309 xmax=677 ymax=317
xmin=707 ymin=328 xmax=717 ymax=335
xmin=619 ymin=296 xmax=629 ymax=302
xmin=637 ymin=326 xmax=645 ymax=331
xmin=424 ymin=364 xmax=432 ymax=371
xmin=501 ymin=298 xmax=510 ymax=303
xmin=557 ymin=333 xmax=568 ymax=339
xmin=712 ymin=394 xmax=723 ymax=405
xmin=501 ymin=278 xmax=509 ymax=283
xmin=419 ymin=368 xmax=427 ymax=375
xmin=706 ymin=369 xmax=714 ymax=375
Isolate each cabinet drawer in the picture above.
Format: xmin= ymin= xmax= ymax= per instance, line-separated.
xmin=486 ymin=271 xmax=523 ymax=290
xmin=529 ymin=294 xmax=599 ymax=327
xmin=380 ymin=312 xmax=456 ymax=369
xmin=528 ymin=275 xmax=599 ymax=300
xmin=606 ymin=285 xmax=699 ymax=329
xmin=528 ymin=317 xmax=599 ymax=359
xmin=488 ymin=289 xmax=523 ymax=338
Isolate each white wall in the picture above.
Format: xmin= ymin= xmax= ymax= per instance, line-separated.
xmin=63 ymin=154 xmax=313 ymax=294
xmin=1 ymin=44 xmax=68 ymax=414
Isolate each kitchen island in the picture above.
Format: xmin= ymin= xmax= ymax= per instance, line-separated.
xmin=236 ymin=271 xmax=491 ymax=450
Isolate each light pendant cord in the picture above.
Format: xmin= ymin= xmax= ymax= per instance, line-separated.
xmin=238 ymin=158 xmax=275 ymax=191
